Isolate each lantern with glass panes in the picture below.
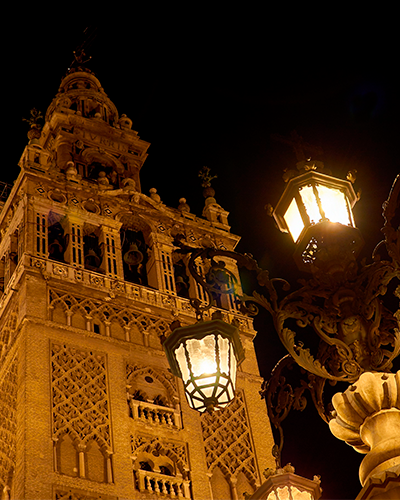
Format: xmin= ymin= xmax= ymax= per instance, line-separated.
xmin=272 ymin=167 xmax=363 ymax=273
xmin=248 ymin=464 xmax=322 ymax=500
xmin=163 ymin=314 xmax=244 ymax=413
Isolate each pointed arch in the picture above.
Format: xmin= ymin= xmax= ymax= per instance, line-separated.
xmin=131 ymin=435 xmax=189 ymax=478
xmin=127 ymin=364 xmax=177 ymax=408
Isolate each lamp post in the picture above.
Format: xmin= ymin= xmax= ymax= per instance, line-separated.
xmin=161 ymin=160 xmax=400 ymax=499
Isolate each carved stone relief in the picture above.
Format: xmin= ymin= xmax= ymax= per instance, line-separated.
xmin=0 ymin=308 xmax=18 ymax=361
xmin=51 ymin=343 xmax=114 ymax=483
xmin=0 ymin=356 xmax=17 ymax=492
xmin=131 ymin=434 xmax=190 ymax=477
xmin=49 ymin=289 xmax=170 ymax=345
xmin=201 ymin=391 xmax=259 ymax=489
xmin=51 ymin=343 xmax=111 ymax=447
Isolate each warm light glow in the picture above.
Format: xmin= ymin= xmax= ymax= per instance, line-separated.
xmin=186 ymin=335 xmax=217 ymax=376
xmin=175 ymin=344 xmax=190 ymax=383
xmin=273 ymin=171 xmax=359 ymax=263
xmin=266 ymin=486 xmax=313 ymax=500
xmin=163 ymin=319 xmax=244 ymax=412
xmin=284 ymin=198 xmax=304 ymax=242
xmin=299 ymin=184 xmax=352 ymax=227
xmin=284 ymin=183 xmax=353 ymax=243
xmin=219 ymin=337 xmax=230 ymax=374
xmin=316 ymin=185 xmax=351 ymax=225
xmin=229 ymin=344 xmax=236 ymax=388
xmin=172 ymin=333 xmax=238 ymax=412
xmin=299 ymin=185 xmax=320 ymax=225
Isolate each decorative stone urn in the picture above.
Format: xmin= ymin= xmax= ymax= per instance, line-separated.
xmin=329 ymin=371 xmax=400 ymax=497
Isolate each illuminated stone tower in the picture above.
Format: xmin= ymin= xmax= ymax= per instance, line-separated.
xmin=0 ymin=61 xmax=275 ymax=499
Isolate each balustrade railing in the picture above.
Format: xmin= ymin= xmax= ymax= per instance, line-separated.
xmin=135 ymin=469 xmax=191 ymax=498
xmin=129 ymin=399 xmax=182 ymax=429
xmin=28 ymin=255 xmax=255 ymax=327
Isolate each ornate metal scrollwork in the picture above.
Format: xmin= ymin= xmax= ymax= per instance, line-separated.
xmin=174 ymin=175 xmax=400 ymax=384
xmin=260 ymin=355 xmax=329 ymax=468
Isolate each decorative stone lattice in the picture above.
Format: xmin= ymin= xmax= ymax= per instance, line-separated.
xmin=51 ymin=343 xmax=111 ymax=447
xmin=0 ymin=308 xmax=18 ymax=361
xmin=201 ymin=391 xmax=259 ymax=486
xmin=49 ymin=289 xmax=170 ymax=339
xmin=0 ymin=357 xmax=17 ymax=490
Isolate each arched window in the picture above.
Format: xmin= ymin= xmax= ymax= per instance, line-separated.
xmin=56 ymin=433 xmax=78 ymax=477
xmin=85 ymin=439 xmax=107 ymax=483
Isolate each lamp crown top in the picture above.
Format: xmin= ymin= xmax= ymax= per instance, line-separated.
xmin=283 ymin=159 xmax=329 ymax=183
xmin=272 ymin=130 xmax=329 ymax=182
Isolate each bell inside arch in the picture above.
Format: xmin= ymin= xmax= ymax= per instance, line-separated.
xmin=48 ymin=239 xmax=65 ymax=262
xmin=175 ymin=275 xmax=189 ymax=296
xmin=85 ymin=248 xmax=101 ymax=269
xmin=124 ymin=242 xmax=144 ymax=268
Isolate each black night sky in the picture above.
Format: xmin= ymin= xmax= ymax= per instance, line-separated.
xmin=4 ymin=13 xmax=400 ymax=500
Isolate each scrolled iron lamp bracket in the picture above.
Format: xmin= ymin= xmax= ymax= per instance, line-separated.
xmin=171 ymin=174 xmax=400 ymax=467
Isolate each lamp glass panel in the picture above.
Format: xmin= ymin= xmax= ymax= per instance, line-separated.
xmin=201 ymin=386 xmax=215 ymax=398
xmin=218 ymin=336 xmax=229 ymax=374
xmin=186 ymin=382 xmax=195 ymax=394
xmin=284 ymin=197 xmax=304 ymax=242
xmin=291 ymin=487 xmax=313 ymax=500
xmin=300 ymin=185 xmax=321 ymax=224
xmin=192 ymin=399 xmax=203 ymax=409
xmin=267 ymin=486 xmax=313 ymax=500
xmin=186 ymin=335 xmax=217 ymax=377
xmin=316 ymin=184 xmax=351 ymax=225
xmin=229 ymin=344 xmax=237 ymax=388
xmin=218 ymin=392 xmax=229 ymax=403
xmin=199 ymin=376 xmax=218 ymax=386
xmin=175 ymin=344 xmax=190 ymax=383
xmin=267 ymin=486 xmax=290 ymax=500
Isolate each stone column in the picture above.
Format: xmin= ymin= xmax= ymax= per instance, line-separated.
xmin=329 ymin=371 xmax=400 ymax=499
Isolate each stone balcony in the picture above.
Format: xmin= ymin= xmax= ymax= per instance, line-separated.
xmin=135 ymin=469 xmax=191 ymax=498
xmin=129 ymin=398 xmax=182 ymax=429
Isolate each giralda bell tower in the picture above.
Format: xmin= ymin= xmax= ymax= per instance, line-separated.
xmin=0 ymin=57 xmax=274 ymax=500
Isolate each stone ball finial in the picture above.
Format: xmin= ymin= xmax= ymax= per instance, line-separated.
xmin=203 ymin=185 xmax=216 ymax=200
xmin=149 ymin=188 xmax=161 ymax=203
xmin=329 ymin=370 xmax=400 ymax=485
xmin=178 ymin=198 xmax=190 ymax=213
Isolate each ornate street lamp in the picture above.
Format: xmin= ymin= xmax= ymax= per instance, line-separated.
xmin=162 ymin=241 xmax=247 ymax=413
xmin=249 ymin=464 xmax=322 ymax=500
xmin=272 ymin=160 xmax=363 ymax=273
xmin=161 ymin=154 xmax=400 ymax=498
xmin=163 ymin=315 xmax=244 ymax=413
